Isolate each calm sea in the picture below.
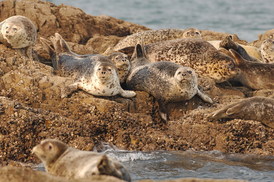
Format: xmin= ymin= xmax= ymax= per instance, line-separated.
xmin=48 ymin=0 xmax=274 ymax=42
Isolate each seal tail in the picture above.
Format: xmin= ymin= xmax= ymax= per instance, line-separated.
xmin=40 ymin=37 xmax=59 ymax=70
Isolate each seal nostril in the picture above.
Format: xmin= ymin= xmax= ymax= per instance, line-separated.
xmin=6 ymin=31 xmax=9 ymax=33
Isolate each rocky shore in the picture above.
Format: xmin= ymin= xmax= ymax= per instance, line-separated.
xmin=0 ymin=0 xmax=273 ymax=181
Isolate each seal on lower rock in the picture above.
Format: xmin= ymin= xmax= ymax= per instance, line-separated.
xmin=126 ymin=44 xmax=213 ymax=121
xmin=208 ymin=97 xmax=274 ymax=128
xmin=40 ymin=34 xmax=136 ymax=98
xmin=32 ymin=139 xmax=131 ymax=182
xmin=143 ymin=38 xmax=238 ymax=83
xmin=260 ymin=38 xmax=274 ymax=63
xmin=0 ymin=15 xmax=37 ymax=59
xmin=228 ymin=49 xmax=274 ymax=90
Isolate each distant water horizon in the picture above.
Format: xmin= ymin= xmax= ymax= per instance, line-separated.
xmin=48 ymin=0 xmax=274 ymax=42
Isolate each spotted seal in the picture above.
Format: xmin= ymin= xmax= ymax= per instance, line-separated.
xmin=143 ymin=38 xmax=238 ymax=83
xmin=40 ymin=33 xmax=136 ymax=98
xmin=182 ymin=28 xmax=202 ymax=39
xmin=0 ymin=15 xmax=37 ymax=59
xmin=229 ymin=49 xmax=274 ymax=89
xmin=219 ymin=35 xmax=259 ymax=62
xmin=32 ymin=139 xmax=131 ymax=181
xmin=41 ymin=33 xmax=131 ymax=83
xmin=260 ymin=38 xmax=274 ymax=63
xmin=208 ymin=97 xmax=274 ymax=128
xmin=127 ymin=44 xmax=213 ymax=121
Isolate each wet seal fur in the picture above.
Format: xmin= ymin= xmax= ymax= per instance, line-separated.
xmin=260 ymin=38 xmax=274 ymax=63
xmin=143 ymin=38 xmax=238 ymax=83
xmin=219 ymin=35 xmax=259 ymax=62
xmin=229 ymin=49 xmax=274 ymax=90
xmin=127 ymin=44 xmax=213 ymax=121
xmin=40 ymin=33 xmax=136 ymax=98
xmin=0 ymin=15 xmax=37 ymax=59
xmin=208 ymin=97 xmax=274 ymax=129
xmin=32 ymin=139 xmax=131 ymax=181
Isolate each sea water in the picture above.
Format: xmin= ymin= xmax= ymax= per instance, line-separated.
xmin=47 ymin=0 xmax=274 ymax=42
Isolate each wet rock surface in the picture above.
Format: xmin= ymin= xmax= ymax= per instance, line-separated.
xmin=0 ymin=0 xmax=273 ymax=173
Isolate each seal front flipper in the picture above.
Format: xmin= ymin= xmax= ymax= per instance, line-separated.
xmin=158 ymin=101 xmax=168 ymax=122
xmin=61 ymin=82 xmax=79 ymax=98
xmin=119 ymin=88 xmax=136 ymax=98
xmin=197 ymin=89 xmax=213 ymax=104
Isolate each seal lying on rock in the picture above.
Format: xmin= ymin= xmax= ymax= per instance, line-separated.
xmin=41 ymin=33 xmax=131 ymax=83
xmin=0 ymin=15 xmax=37 ymax=59
xmin=32 ymin=139 xmax=131 ymax=182
xmin=260 ymin=38 xmax=274 ymax=63
xmin=40 ymin=34 xmax=136 ymax=98
xmin=219 ymin=35 xmax=259 ymax=62
xmin=182 ymin=28 xmax=202 ymax=39
xmin=143 ymin=38 xmax=238 ymax=83
xmin=229 ymin=49 xmax=274 ymax=90
xmin=127 ymin=44 xmax=213 ymax=121
xmin=208 ymin=97 xmax=274 ymax=129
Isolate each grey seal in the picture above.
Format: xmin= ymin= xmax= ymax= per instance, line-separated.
xmin=229 ymin=49 xmax=274 ymax=90
xmin=127 ymin=44 xmax=213 ymax=121
xmin=143 ymin=38 xmax=238 ymax=83
xmin=0 ymin=15 xmax=37 ymax=59
xmin=32 ymin=139 xmax=131 ymax=181
xmin=208 ymin=97 xmax=274 ymax=129
xmin=40 ymin=33 xmax=136 ymax=98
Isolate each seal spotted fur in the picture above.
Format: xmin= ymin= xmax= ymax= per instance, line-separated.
xmin=41 ymin=33 xmax=131 ymax=83
xmin=208 ymin=97 xmax=274 ymax=129
xmin=0 ymin=15 xmax=37 ymax=59
xmin=32 ymin=139 xmax=131 ymax=181
xmin=40 ymin=33 xmax=136 ymax=98
xmin=127 ymin=44 xmax=213 ymax=121
xmin=143 ymin=38 xmax=238 ymax=83
xmin=260 ymin=38 xmax=274 ymax=63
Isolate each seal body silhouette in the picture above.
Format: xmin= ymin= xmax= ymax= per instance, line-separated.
xmin=40 ymin=33 xmax=136 ymax=98
xmin=229 ymin=49 xmax=274 ymax=90
xmin=208 ymin=97 xmax=274 ymax=129
xmin=32 ymin=139 xmax=131 ymax=181
xmin=0 ymin=15 xmax=37 ymax=58
xmin=143 ymin=38 xmax=238 ymax=83
xmin=127 ymin=44 xmax=213 ymax=120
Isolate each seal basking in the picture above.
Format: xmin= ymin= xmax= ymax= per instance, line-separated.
xmin=260 ymin=38 xmax=274 ymax=63
xmin=219 ymin=35 xmax=259 ymax=62
xmin=32 ymin=139 xmax=131 ymax=182
xmin=127 ymin=44 xmax=213 ymax=121
xmin=40 ymin=34 xmax=136 ymax=98
xmin=41 ymin=33 xmax=131 ymax=83
xmin=143 ymin=38 xmax=238 ymax=83
xmin=182 ymin=28 xmax=202 ymax=39
xmin=208 ymin=97 xmax=274 ymax=129
xmin=229 ymin=49 xmax=274 ymax=90
xmin=0 ymin=15 xmax=37 ymax=59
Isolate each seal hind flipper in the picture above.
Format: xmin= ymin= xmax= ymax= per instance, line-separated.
xmin=197 ymin=89 xmax=213 ymax=104
xmin=61 ymin=82 xmax=79 ymax=98
xmin=54 ymin=33 xmax=72 ymax=54
xmin=40 ymin=37 xmax=59 ymax=69
xmin=229 ymin=49 xmax=246 ymax=66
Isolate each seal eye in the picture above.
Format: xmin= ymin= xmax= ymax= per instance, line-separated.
xmin=177 ymin=71 xmax=181 ymax=75
xmin=187 ymin=70 xmax=192 ymax=74
xmin=108 ymin=68 xmax=112 ymax=72
xmin=98 ymin=68 xmax=102 ymax=71
xmin=12 ymin=27 xmax=17 ymax=31
xmin=195 ymin=32 xmax=200 ymax=35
